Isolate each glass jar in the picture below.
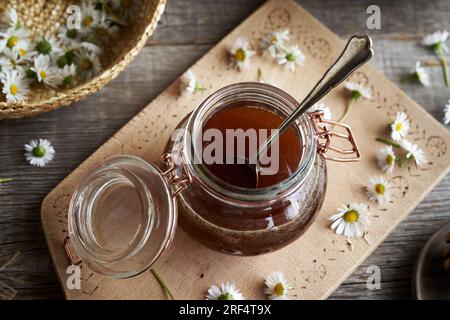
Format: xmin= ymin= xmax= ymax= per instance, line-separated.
xmin=67 ymin=82 xmax=360 ymax=278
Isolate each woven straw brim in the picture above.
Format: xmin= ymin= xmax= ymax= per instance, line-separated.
xmin=0 ymin=0 xmax=166 ymax=119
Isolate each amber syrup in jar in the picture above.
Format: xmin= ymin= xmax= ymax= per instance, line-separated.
xmin=202 ymin=101 xmax=302 ymax=188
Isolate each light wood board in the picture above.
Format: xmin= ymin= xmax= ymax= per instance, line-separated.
xmin=41 ymin=0 xmax=450 ymax=299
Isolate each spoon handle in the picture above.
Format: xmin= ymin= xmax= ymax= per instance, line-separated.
xmin=256 ymin=34 xmax=373 ymax=160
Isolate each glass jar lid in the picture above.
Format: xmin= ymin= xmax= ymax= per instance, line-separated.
xmin=68 ymin=156 xmax=177 ymax=278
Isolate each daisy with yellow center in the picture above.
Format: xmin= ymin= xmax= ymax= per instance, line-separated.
xmin=0 ymin=26 xmax=29 ymax=52
xmin=366 ymin=176 xmax=392 ymax=204
xmin=80 ymin=0 xmax=100 ymax=30
xmin=390 ymin=112 xmax=410 ymax=141
xmin=229 ymin=37 xmax=255 ymax=71
xmin=329 ymin=203 xmax=370 ymax=238
xmin=31 ymin=55 xmax=62 ymax=88
xmin=0 ymin=69 xmax=30 ymax=102
xmin=75 ymin=48 xmax=102 ymax=80
xmin=264 ymin=271 xmax=293 ymax=300
xmin=260 ymin=29 xmax=290 ymax=58
xmin=377 ymin=145 xmax=396 ymax=174
xmin=206 ymin=282 xmax=244 ymax=300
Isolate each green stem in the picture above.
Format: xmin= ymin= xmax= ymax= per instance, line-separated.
xmin=0 ymin=178 xmax=12 ymax=183
xmin=375 ymin=137 xmax=401 ymax=148
xmin=257 ymin=67 xmax=266 ymax=83
xmin=338 ymin=98 xmax=353 ymax=122
xmin=150 ymin=269 xmax=174 ymax=300
xmin=399 ymin=156 xmax=412 ymax=168
xmin=437 ymin=50 xmax=449 ymax=87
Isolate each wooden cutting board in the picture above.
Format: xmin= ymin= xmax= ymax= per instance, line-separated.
xmin=41 ymin=0 xmax=450 ymax=299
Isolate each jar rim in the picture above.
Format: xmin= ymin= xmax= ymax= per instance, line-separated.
xmin=183 ymin=82 xmax=317 ymax=203
xmin=68 ymin=155 xmax=177 ymax=278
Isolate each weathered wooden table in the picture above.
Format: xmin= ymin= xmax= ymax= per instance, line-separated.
xmin=0 ymin=0 xmax=449 ymax=299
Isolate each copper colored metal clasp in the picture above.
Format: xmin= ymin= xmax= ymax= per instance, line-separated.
xmin=161 ymin=151 xmax=193 ymax=197
xmin=310 ymin=111 xmax=361 ymax=162
xmin=64 ymin=236 xmax=81 ymax=265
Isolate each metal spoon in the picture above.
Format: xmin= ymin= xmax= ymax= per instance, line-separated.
xmin=250 ymin=34 xmax=374 ymax=179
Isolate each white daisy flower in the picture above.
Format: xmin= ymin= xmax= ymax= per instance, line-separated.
xmin=229 ymin=37 xmax=255 ymax=71
xmin=338 ymin=82 xmax=372 ymax=121
xmin=329 ymin=203 xmax=370 ymax=239
xmin=79 ymin=0 xmax=101 ymax=31
xmin=312 ymin=102 xmax=332 ymax=120
xmin=377 ymin=145 xmax=396 ymax=174
xmin=95 ymin=14 xmax=119 ymax=38
xmin=444 ymin=99 xmax=450 ymax=125
xmin=180 ymin=69 xmax=204 ymax=95
xmin=400 ymin=139 xmax=427 ymax=167
xmin=277 ymin=45 xmax=305 ymax=72
xmin=80 ymin=41 xmax=102 ymax=54
xmin=75 ymin=48 xmax=102 ymax=80
xmin=260 ymin=29 xmax=289 ymax=58
xmin=264 ymin=271 xmax=293 ymax=300
xmin=422 ymin=31 xmax=449 ymax=86
xmin=206 ymin=282 xmax=244 ymax=300
xmin=366 ymin=176 xmax=392 ymax=204
xmin=59 ymin=64 xmax=77 ymax=87
xmin=412 ymin=62 xmax=431 ymax=86
xmin=24 ymin=139 xmax=55 ymax=167
xmin=58 ymin=27 xmax=80 ymax=48
xmin=0 ymin=26 xmax=29 ymax=52
xmin=390 ymin=112 xmax=410 ymax=141
xmin=344 ymin=82 xmax=372 ymax=100
xmin=421 ymin=30 xmax=448 ymax=53
xmin=1 ymin=8 xmax=22 ymax=30
xmin=31 ymin=55 xmax=62 ymax=88
xmin=1 ymin=46 xmax=34 ymax=72
xmin=0 ymin=69 xmax=30 ymax=102
xmin=35 ymin=36 xmax=62 ymax=56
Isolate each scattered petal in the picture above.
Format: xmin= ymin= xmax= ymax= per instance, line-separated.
xmin=443 ymin=99 xmax=450 ymax=125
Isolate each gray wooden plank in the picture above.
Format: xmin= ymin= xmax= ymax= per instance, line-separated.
xmin=0 ymin=0 xmax=450 ymax=299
